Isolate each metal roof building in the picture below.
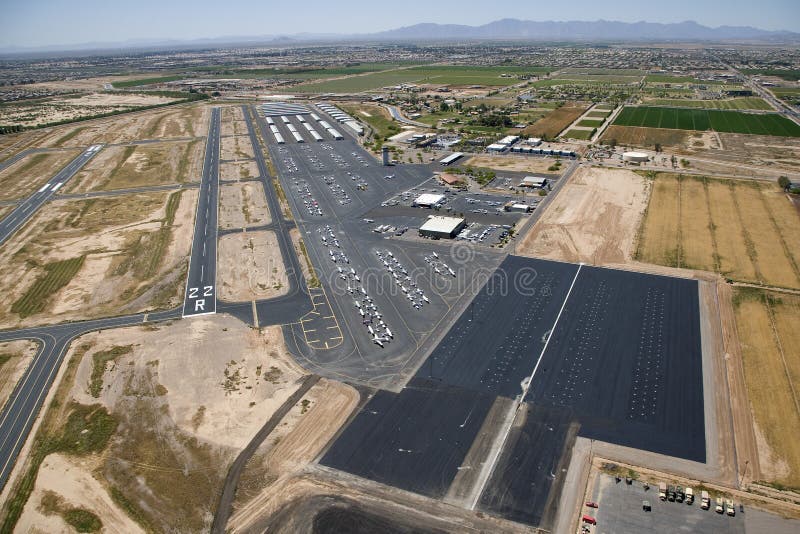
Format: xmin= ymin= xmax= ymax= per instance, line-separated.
xmin=439 ymin=152 xmax=464 ymax=165
xmin=520 ymin=176 xmax=548 ymax=188
xmin=413 ymin=193 xmax=446 ymax=207
xmin=419 ymin=216 xmax=466 ymax=239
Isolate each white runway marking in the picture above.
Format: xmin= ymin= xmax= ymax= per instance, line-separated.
xmin=469 ymin=263 xmax=583 ymax=510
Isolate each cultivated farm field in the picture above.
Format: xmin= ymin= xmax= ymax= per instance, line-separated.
xmin=636 ymin=174 xmax=800 ymax=289
xmin=614 ymin=106 xmax=800 ymax=137
xmin=600 ymin=125 xmax=690 ymax=148
xmin=293 ymin=65 xmax=550 ymax=93
xmin=523 ymin=104 xmax=590 ymax=139
xmin=734 ymin=288 xmax=800 ymax=489
xmin=644 ymin=97 xmax=772 ymax=110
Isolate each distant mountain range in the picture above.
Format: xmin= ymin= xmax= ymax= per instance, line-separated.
xmin=2 ymin=18 xmax=798 ymax=55
xmin=368 ymin=19 xmax=799 ymax=42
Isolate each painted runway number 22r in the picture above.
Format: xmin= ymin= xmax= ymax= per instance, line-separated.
xmin=188 ymin=286 xmax=214 ymax=312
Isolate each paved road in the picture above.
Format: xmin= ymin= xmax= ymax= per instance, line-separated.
xmin=57 ymin=182 xmax=199 ymax=201
xmin=182 ymin=108 xmax=220 ymax=317
xmin=0 ymin=145 xmax=102 ymax=247
xmin=0 ymin=306 xmax=181 ymax=493
xmin=211 ymin=374 xmax=321 ymax=534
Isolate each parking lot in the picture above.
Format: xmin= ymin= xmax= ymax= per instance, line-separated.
xmin=262 ymin=110 xmax=506 ymax=388
xmin=588 ymin=473 xmax=744 ymax=534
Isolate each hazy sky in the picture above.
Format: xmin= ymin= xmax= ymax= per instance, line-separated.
xmin=1 ymin=0 xmax=798 ymax=48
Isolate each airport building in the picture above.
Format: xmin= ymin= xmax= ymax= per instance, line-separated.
xmin=413 ymin=193 xmax=446 ymax=208
xmin=418 ymin=216 xmax=466 ymax=239
xmin=623 ymin=151 xmax=649 ymax=163
xmin=439 ymin=152 xmax=464 ymax=166
xmin=519 ymin=176 xmax=548 ymax=188
xmin=504 ymin=201 xmax=532 ymax=213
xmin=438 ymin=173 xmax=464 ymax=186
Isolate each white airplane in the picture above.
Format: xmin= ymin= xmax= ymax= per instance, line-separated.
xmin=373 ymin=336 xmax=384 ymax=348
xmin=354 ymin=275 xmax=360 ymax=282
xmin=432 ymin=251 xmax=438 ymax=258
xmin=360 ymin=287 xmax=367 ymax=295
xmin=385 ymin=328 xmax=393 ymax=338
xmin=422 ymin=295 xmax=429 ymax=303
xmin=359 ymin=308 xmax=365 ymax=317
xmin=387 ymin=252 xmax=394 ymax=257
xmin=354 ymin=301 xmax=361 ymax=308
xmin=350 ymin=268 xmax=356 ymax=275
xmin=434 ymin=267 xmax=441 ymax=274
xmin=338 ymin=266 xmax=344 ymax=274
xmin=448 ymin=268 xmax=456 ymax=277
xmin=347 ymin=284 xmax=353 ymax=293
xmin=368 ymin=325 xmax=374 ymax=335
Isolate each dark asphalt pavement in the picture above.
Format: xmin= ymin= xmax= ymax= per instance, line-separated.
xmin=182 ymin=108 xmax=220 ymax=317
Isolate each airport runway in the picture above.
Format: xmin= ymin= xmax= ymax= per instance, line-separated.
xmin=0 ymin=145 xmax=102 ymax=247
xmin=182 ymin=107 xmax=220 ymax=317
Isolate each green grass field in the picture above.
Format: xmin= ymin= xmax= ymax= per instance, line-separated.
xmin=112 ymin=76 xmax=185 ymax=88
xmin=559 ymin=68 xmax=646 ymax=76
xmin=577 ymin=119 xmax=605 ymax=128
xmin=644 ymin=97 xmax=772 ymax=110
xmin=557 ymin=74 xmax=642 ymax=84
xmin=294 ymin=65 xmax=551 ymax=93
xmin=613 ymin=106 xmax=800 ymax=137
xmin=644 ymin=75 xmax=726 ymax=85
xmin=564 ymin=129 xmax=595 ymax=140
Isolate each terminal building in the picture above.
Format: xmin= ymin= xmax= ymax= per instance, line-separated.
xmin=418 ymin=216 xmax=466 ymax=239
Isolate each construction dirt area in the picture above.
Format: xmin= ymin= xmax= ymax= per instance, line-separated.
xmin=0 ymin=149 xmax=82 ymax=200
xmin=35 ymin=105 xmax=210 ymax=148
xmin=218 ymin=182 xmax=272 ymax=230
xmin=517 ymin=166 xmax=649 ymax=264
xmin=217 ymin=231 xmax=289 ymax=302
xmin=464 ymin=154 xmax=565 ymax=174
xmin=636 ymin=173 xmax=800 ymax=289
xmin=0 ymin=340 xmax=39 ymax=412
xmin=227 ymin=468 xmax=533 ymax=533
xmin=0 ymin=190 xmax=196 ymax=329
xmin=228 ymin=380 xmax=359 ymax=524
xmin=12 ymin=315 xmax=326 ymax=532
xmin=64 ymin=140 xmax=204 ymax=193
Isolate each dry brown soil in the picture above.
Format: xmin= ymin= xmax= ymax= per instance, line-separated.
xmin=16 ymin=314 xmax=312 ymax=532
xmin=37 ymin=105 xmax=210 ymax=147
xmin=218 ymin=182 xmax=271 ymax=230
xmin=0 ymin=190 xmax=196 ymax=328
xmin=221 ymin=135 xmax=255 ymax=161
xmin=64 ymin=140 xmax=204 ymax=193
xmin=464 ymin=154 xmax=564 ymax=174
xmin=518 ymin=166 xmax=649 ymax=264
xmin=220 ymin=160 xmax=258 ymax=181
xmin=217 ymin=231 xmax=289 ymax=302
